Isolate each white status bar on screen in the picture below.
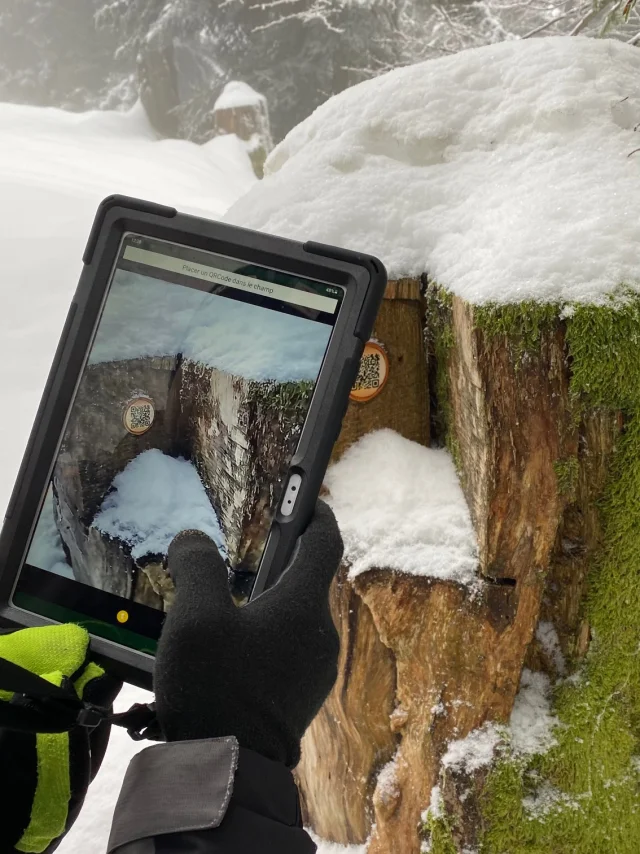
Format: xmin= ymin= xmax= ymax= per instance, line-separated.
xmin=123 ymin=246 xmax=338 ymax=314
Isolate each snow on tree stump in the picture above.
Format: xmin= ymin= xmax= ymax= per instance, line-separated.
xmin=226 ymin=37 xmax=640 ymax=854
xmin=213 ymin=81 xmax=273 ymax=178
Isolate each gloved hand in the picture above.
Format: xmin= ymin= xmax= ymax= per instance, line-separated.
xmin=0 ymin=624 xmax=121 ymax=854
xmin=154 ymin=500 xmax=343 ymax=768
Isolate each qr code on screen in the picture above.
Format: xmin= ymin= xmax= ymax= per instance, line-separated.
xmin=129 ymin=404 xmax=152 ymax=430
xmin=353 ymin=353 xmax=381 ymax=391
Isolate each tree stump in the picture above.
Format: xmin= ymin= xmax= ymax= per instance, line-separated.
xmin=295 ymin=565 xmax=397 ymax=843
xmin=53 ymin=356 xmax=310 ymax=605
xmin=297 ymin=282 xmax=639 ymax=853
xmin=213 ymin=81 xmax=273 ymax=178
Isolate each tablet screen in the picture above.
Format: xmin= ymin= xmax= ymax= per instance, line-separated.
xmin=12 ymin=234 xmax=344 ymax=653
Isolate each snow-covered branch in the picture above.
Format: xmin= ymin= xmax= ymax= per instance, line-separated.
xmin=340 ymin=0 xmax=640 ymax=76
xmin=250 ymin=0 xmax=347 ymax=32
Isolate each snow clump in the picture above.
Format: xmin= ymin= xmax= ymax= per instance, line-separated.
xmin=93 ymin=449 xmax=227 ymax=560
xmin=228 ymin=37 xmax=640 ymax=306
xmin=325 ymin=429 xmax=479 ymax=586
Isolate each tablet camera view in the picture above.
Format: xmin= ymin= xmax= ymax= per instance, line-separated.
xmin=22 ymin=235 xmax=343 ymax=617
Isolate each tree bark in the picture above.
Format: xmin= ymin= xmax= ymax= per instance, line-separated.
xmin=296 ymin=566 xmax=397 ymax=843
xmin=137 ymin=36 xmax=180 ymax=139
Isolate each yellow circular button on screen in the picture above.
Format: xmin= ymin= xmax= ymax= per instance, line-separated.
xmin=116 ymin=610 xmax=129 ymax=624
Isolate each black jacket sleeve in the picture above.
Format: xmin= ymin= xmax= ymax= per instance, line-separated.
xmin=107 ymin=737 xmax=317 ymax=854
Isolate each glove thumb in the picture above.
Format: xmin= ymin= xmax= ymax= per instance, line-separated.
xmin=272 ymin=500 xmax=344 ymax=599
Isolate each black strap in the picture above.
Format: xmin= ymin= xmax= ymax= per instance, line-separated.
xmin=0 ymin=656 xmax=81 ymax=702
xmin=0 ymin=655 xmax=163 ymax=740
xmin=109 ymin=703 xmax=163 ymax=742
xmin=0 ymin=656 xmax=86 ymax=733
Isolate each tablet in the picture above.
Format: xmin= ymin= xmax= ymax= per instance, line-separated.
xmin=0 ymin=196 xmax=386 ymax=687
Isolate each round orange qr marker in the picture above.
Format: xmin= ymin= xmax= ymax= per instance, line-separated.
xmin=116 ymin=610 xmax=129 ymax=624
xmin=349 ymin=341 xmax=389 ymax=404
xmin=123 ymin=397 xmax=155 ymax=436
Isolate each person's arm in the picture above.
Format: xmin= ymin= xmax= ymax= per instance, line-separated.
xmin=0 ymin=623 xmax=122 ymax=854
xmin=108 ymin=501 xmax=343 ymax=854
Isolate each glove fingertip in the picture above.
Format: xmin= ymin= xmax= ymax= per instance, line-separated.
xmin=166 ymin=529 xmax=234 ymax=608
xmin=167 ymin=529 xmax=224 ymax=579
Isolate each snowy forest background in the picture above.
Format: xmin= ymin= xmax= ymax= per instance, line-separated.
xmin=1 ymin=0 xmax=639 ymax=147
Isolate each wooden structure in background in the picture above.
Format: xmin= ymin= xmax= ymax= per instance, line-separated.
xmin=213 ymin=82 xmax=273 ymax=178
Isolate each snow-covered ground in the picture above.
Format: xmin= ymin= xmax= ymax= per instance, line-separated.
xmin=0 ymin=100 xmax=256 ymax=519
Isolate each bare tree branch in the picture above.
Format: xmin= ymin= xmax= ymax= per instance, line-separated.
xmin=521 ymin=10 xmax=576 ymax=37
xmin=251 ymin=0 xmax=345 ymax=33
xmin=599 ymin=0 xmax=623 ymax=34
xmin=570 ymin=3 xmax=605 ymax=34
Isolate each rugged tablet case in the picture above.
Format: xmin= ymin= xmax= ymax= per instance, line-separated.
xmin=0 ymin=195 xmax=387 ymax=688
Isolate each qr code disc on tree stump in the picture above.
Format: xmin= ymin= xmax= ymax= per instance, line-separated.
xmin=350 ymin=341 xmax=389 ymax=403
xmin=123 ymin=397 xmax=155 ymax=435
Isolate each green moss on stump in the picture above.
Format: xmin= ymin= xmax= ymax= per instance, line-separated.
xmin=423 ymin=811 xmax=459 ymax=854
xmin=553 ymin=457 xmax=579 ymax=497
xmin=251 ymin=379 xmax=314 ymax=417
xmin=477 ymin=292 xmax=640 ymax=853
xmin=567 ymin=291 xmax=640 ymax=410
xmin=424 ymin=286 xmax=456 ymax=454
xmin=476 ymin=301 xmax=558 ymax=361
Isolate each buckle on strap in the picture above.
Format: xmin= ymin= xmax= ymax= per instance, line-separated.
xmin=0 ymin=656 xmax=162 ymax=739
xmin=76 ymin=704 xmax=108 ymax=729
xmin=108 ymin=702 xmax=163 ymax=742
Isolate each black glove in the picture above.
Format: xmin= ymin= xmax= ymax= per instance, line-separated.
xmin=154 ymin=500 xmax=342 ymax=768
